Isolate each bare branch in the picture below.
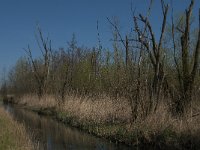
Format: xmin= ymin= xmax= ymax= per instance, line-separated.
xmin=133 ymin=16 xmax=156 ymax=67
xmin=139 ymin=14 xmax=157 ymax=57
xmin=176 ymin=27 xmax=185 ymax=33
xmin=24 ymin=46 xmax=41 ymax=85
xmin=107 ymin=17 xmax=126 ymax=48
xmin=160 ymin=0 xmax=165 ymax=15
xmin=158 ymin=3 xmax=169 ymax=53
xmin=191 ymin=8 xmax=200 ymax=82
xmin=171 ymin=3 xmax=182 ymax=87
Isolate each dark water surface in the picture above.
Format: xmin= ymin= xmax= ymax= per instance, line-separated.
xmin=3 ymin=104 xmax=133 ymax=150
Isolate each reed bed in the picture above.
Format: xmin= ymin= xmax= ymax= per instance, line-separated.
xmin=16 ymin=94 xmax=200 ymax=148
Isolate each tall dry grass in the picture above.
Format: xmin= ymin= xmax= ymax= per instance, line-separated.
xmin=17 ymin=94 xmax=200 ymax=126
xmin=16 ymin=94 xmax=200 ymax=147
xmin=19 ymin=94 xmax=132 ymax=124
xmin=62 ymin=94 xmax=132 ymax=124
xmin=0 ymin=107 xmax=34 ymax=150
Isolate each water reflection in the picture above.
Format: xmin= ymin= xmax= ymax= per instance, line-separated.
xmin=3 ymin=104 xmax=132 ymax=150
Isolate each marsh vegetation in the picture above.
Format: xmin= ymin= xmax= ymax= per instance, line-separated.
xmin=1 ymin=0 xmax=200 ymax=149
xmin=0 ymin=107 xmax=34 ymax=150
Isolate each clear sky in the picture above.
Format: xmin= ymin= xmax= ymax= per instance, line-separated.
xmin=0 ymin=0 xmax=199 ymax=77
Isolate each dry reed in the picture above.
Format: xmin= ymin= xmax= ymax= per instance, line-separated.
xmin=16 ymin=94 xmax=200 ymax=147
xmin=0 ymin=107 xmax=34 ymax=150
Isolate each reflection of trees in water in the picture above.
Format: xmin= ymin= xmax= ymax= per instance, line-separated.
xmin=7 ymin=106 xmax=130 ymax=150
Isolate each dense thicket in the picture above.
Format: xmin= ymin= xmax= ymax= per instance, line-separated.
xmin=2 ymin=0 xmax=200 ymax=119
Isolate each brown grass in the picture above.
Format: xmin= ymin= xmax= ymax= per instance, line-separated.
xmin=0 ymin=107 xmax=34 ymax=150
xmin=62 ymin=94 xmax=132 ymax=124
xmin=19 ymin=94 xmax=132 ymax=124
xmin=16 ymin=94 xmax=200 ymax=148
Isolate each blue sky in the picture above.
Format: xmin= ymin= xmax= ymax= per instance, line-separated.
xmin=0 ymin=0 xmax=199 ymax=77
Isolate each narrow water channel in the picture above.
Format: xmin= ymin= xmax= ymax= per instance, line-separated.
xmin=2 ymin=104 xmax=132 ymax=150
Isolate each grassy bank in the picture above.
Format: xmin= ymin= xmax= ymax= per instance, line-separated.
xmin=12 ymin=94 xmax=200 ymax=149
xmin=0 ymin=107 xmax=34 ymax=150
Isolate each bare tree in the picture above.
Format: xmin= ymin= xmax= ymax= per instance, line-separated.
xmin=25 ymin=27 xmax=52 ymax=98
xmin=171 ymin=0 xmax=200 ymax=115
xmin=133 ymin=0 xmax=169 ymax=112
